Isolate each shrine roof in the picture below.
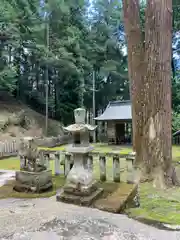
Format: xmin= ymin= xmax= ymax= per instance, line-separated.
xmin=173 ymin=130 xmax=180 ymax=136
xmin=94 ymin=100 xmax=132 ymax=121
xmin=63 ymin=123 xmax=97 ymax=132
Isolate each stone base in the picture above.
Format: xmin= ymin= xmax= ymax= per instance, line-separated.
xmin=56 ymin=188 xmax=103 ymax=206
xmin=14 ymin=170 xmax=53 ymax=193
xmin=63 ymin=180 xmax=97 ymax=196
xmin=94 ymin=183 xmax=138 ymax=213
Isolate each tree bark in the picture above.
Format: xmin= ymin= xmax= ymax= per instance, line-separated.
xmin=123 ymin=0 xmax=178 ymax=187
xmin=141 ymin=0 xmax=175 ymax=187
xmin=123 ymin=0 xmax=145 ymax=158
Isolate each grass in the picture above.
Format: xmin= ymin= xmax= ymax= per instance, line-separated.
xmin=0 ymin=157 xmax=56 ymax=172
xmin=172 ymin=145 xmax=180 ymax=163
xmin=126 ymin=183 xmax=180 ymax=225
xmin=39 ymin=144 xmax=180 ymax=162
xmin=39 ymin=143 xmax=132 ymax=154
xmin=0 ymin=144 xmax=180 ymax=225
xmin=0 ymin=175 xmax=65 ymax=199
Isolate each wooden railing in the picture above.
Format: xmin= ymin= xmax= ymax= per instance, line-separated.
xmin=40 ymin=150 xmax=135 ymax=184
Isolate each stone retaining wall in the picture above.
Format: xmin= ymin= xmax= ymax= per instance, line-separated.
xmin=0 ymin=135 xmax=71 ymax=159
xmin=34 ymin=135 xmax=70 ymax=148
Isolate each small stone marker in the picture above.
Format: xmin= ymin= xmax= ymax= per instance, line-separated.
xmin=126 ymin=152 xmax=136 ymax=184
xmin=12 ymin=140 xmax=16 ymax=153
xmin=44 ymin=153 xmax=50 ymax=170
xmin=20 ymin=155 xmax=25 ymax=169
xmin=64 ymin=153 xmax=71 ymax=176
xmin=39 ymin=151 xmax=44 ymax=165
xmin=55 ymin=152 xmax=61 ymax=175
xmin=99 ymin=154 xmax=106 ymax=181
xmin=113 ymin=155 xmax=120 ymax=182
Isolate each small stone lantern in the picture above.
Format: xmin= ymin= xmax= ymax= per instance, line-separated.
xmin=57 ymin=108 xmax=103 ymax=205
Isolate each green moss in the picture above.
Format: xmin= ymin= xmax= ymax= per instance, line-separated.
xmin=126 ymin=183 xmax=180 ymax=225
xmin=96 ymin=181 xmax=120 ymax=199
xmin=38 ymin=145 xmax=65 ymax=151
xmin=0 ymin=175 xmax=65 ymax=199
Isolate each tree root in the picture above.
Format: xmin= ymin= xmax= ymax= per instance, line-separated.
xmin=167 ymin=166 xmax=180 ymax=187
xmin=137 ymin=165 xmax=180 ymax=188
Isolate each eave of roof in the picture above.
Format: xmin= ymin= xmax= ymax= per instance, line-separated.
xmin=95 ymin=100 xmax=132 ymax=121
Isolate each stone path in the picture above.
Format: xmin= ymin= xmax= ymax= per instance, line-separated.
xmin=0 ymin=171 xmax=180 ymax=239
xmin=0 ymin=197 xmax=180 ymax=240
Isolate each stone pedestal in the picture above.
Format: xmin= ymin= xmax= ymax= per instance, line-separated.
xmin=57 ymin=146 xmax=103 ymax=206
xmin=14 ymin=170 xmax=53 ymax=193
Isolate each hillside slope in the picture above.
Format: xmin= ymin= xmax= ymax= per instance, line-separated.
xmin=0 ymin=93 xmax=64 ymax=140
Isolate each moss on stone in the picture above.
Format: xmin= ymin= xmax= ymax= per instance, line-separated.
xmin=94 ymin=182 xmax=137 ymax=213
xmin=0 ymin=175 xmax=65 ymax=199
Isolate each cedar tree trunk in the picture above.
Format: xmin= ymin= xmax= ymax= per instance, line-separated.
xmin=123 ymin=0 xmax=179 ymax=187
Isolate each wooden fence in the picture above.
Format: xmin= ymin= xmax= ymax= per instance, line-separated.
xmin=40 ymin=151 xmax=135 ymax=184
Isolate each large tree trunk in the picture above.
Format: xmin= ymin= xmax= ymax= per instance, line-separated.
xmin=141 ymin=0 xmax=176 ymax=187
xmin=123 ymin=0 xmax=144 ymax=153
xmin=123 ymin=0 xmax=179 ymax=187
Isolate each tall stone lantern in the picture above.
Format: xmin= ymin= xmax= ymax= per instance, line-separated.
xmin=57 ymin=108 xmax=103 ymax=205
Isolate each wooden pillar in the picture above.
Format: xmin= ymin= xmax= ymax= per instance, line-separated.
xmin=99 ymin=154 xmax=106 ymax=181
xmin=55 ymin=152 xmax=61 ymax=175
xmin=113 ymin=154 xmax=120 ymax=182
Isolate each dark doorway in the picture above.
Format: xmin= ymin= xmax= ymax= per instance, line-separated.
xmin=116 ymin=123 xmax=125 ymax=144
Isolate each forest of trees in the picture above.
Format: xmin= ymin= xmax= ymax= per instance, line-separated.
xmin=0 ymin=0 xmax=179 ymax=129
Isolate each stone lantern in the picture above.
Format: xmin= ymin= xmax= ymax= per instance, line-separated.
xmin=57 ymin=108 xmax=103 ymax=205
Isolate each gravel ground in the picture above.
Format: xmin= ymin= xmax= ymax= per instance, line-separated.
xmin=0 ymin=197 xmax=180 ymax=240
xmin=0 ymin=170 xmax=15 ymax=187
